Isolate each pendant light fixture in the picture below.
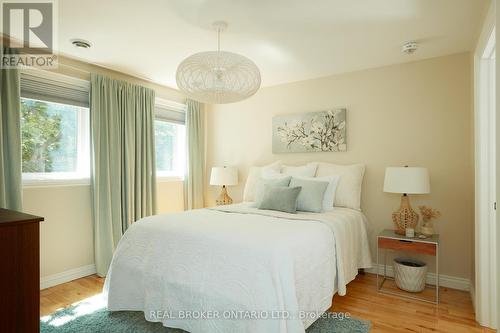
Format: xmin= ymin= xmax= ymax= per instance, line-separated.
xmin=176 ymin=21 xmax=261 ymax=104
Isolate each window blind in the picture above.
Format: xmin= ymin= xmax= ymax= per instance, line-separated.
xmin=20 ymin=70 xmax=90 ymax=108
xmin=155 ymin=99 xmax=186 ymax=124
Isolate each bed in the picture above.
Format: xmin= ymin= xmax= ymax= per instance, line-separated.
xmin=103 ymin=202 xmax=372 ymax=333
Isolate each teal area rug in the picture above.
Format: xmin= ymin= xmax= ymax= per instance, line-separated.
xmin=41 ymin=295 xmax=370 ymax=333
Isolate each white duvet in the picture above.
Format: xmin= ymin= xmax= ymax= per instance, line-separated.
xmin=104 ymin=203 xmax=372 ymax=333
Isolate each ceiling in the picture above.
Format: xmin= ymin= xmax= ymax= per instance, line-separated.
xmin=58 ymin=0 xmax=489 ymax=89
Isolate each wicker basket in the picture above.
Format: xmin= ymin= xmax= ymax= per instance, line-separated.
xmin=393 ymin=258 xmax=427 ymax=292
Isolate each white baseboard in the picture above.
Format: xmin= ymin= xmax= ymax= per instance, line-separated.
xmin=41 ymin=264 xmax=96 ymax=290
xmin=365 ymin=263 xmax=471 ymax=291
xmin=470 ymin=283 xmax=476 ymax=310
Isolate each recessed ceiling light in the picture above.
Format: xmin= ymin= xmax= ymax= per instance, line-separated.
xmin=71 ymin=39 xmax=92 ymax=49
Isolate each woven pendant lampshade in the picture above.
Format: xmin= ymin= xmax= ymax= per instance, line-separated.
xmin=176 ymin=21 xmax=261 ymax=104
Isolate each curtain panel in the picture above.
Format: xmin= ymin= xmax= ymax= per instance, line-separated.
xmin=0 ymin=47 xmax=22 ymax=210
xmin=184 ymin=99 xmax=205 ymax=210
xmin=90 ymin=73 xmax=156 ymax=276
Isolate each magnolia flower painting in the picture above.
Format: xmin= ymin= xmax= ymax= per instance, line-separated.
xmin=272 ymin=109 xmax=347 ymax=153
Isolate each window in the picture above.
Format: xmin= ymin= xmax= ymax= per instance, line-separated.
xmin=20 ymin=70 xmax=90 ymax=185
xmin=21 ymin=97 xmax=90 ymax=183
xmin=154 ymin=120 xmax=185 ymax=179
xmin=154 ymin=99 xmax=187 ymax=180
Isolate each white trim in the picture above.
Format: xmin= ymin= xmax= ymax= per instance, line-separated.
xmin=22 ymin=172 xmax=91 ymax=186
xmin=474 ymin=1 xmax=498 ymax=328
xmin=366 ymin=264 xmax=471 ymax=291
xmin=40 ymin=264 xmax=96 ymax=290
xmin=77 ymin=107 xmax=91 ymax=177
xmin=471 ymin=283 xmax=476 ymax=310
xmin=483 ymin=31 xmax=496 ymax=59
xmin=157 ymin=176 xmax=184 ymax=183
xmin=22 ymin=177 xmax=90 ymax=187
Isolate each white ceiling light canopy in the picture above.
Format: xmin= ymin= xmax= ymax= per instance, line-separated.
xmin=176 ymin=21 xmax=261 ymax=104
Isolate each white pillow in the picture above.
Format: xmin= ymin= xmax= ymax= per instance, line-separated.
xmin=281 ymin=162 xmax=318 ymax=177
xmin=315 ymin=162 xmax=365 ymax=211
xmin=243 ymin=161 xmax=281 ymax=202
xmin=292 ymin=175 xmax=340 ymax=211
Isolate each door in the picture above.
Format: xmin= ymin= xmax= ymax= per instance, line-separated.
xmin=475 ymin=23 xmax=497 ymax=329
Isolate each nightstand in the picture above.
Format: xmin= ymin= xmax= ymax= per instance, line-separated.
xmin=376 ymin=229 xmax=439 ymax=304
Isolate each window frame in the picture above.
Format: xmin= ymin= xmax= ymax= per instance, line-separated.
xmin=19 ymin=72 xmax=188 ymax=185
xmin=20 ymin=70 xmax=91 ymax=187
xmin=154 ymin=98 xmax=187 ymax=182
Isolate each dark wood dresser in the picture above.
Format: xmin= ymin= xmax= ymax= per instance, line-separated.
xmin=0 ymin=209 xmax=44 ymax=333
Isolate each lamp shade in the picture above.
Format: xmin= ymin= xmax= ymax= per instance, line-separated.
xmin=383 ymin=167 xmax=430 ymax=194
xmin=210 ymin=167 xmax=238 ymax=186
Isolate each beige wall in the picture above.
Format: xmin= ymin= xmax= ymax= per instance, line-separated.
xmin=206 ymin=53 xmax=474 ymax=280
xmin=157 ymin=181 xmax=185 ymax=214
xmin=23 ymin=185 xmax=94 ymax=278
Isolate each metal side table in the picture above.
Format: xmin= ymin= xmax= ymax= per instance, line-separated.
xmin=376 ymin=229 xmax=439 ymax=304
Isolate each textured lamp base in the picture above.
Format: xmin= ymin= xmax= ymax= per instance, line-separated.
xmin=216 ymin=186 xmax=233 ymax=206
xmin=392 ymin=194 xmax=419 ymax=235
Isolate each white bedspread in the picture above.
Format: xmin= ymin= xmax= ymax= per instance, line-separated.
xmin=104 ymin=204 xmax=371 ymax=333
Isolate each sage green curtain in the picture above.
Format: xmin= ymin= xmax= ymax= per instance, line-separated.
xmin=184 ymin=99 xmax=205 ymax=210
xmin=0 ymin=47 xmax=22 ymax=210
xmin=90 ymin=74 xmax=157 ymax=276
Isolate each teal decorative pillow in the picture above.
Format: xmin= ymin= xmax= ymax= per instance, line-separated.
xmin=289 ymin=177 xmax=329 ymax=213
xmin=253 ymin=176 xmax=292 ymax=206
xmin=257 ymin=185 xmax=302 ymax=214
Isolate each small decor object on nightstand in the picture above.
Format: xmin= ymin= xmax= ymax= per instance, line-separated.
xmin=210 ymin=166 xmax=238 ymax=205
xmin=384 ymin=166 xmax=430 ymax=235
xmin=419 ymin=205 xmax=441 ymax=236
xmin=405 ymin=228 xmax=415 ymax=238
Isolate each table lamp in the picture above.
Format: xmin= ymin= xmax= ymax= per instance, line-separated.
xmin=384 ymin=166 xmax=430 ymax=235
xmin=210 ymin=166 xmax=238 ymax=205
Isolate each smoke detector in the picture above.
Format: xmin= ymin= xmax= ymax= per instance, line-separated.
xmin=402 ymin=41 xmax=418 ymax=54
xmin=71 ymin=39 xmax=92 ymax=49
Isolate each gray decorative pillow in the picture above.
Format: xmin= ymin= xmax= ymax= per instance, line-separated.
xmin=253 ymin=176 xmax=292 ymax=207
xmin=289 ymin=177 xmax=329 ymax=213
xmin=257 ymin=185 xmax=302 ymax=214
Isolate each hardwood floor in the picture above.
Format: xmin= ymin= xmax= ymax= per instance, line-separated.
xmin=331 ymin=274 xmax=494 ymax=333
xmin=40 ymin=275 xmax=104 ymax=316
xmin=41 ymin=273 xmax=494 ymax=332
